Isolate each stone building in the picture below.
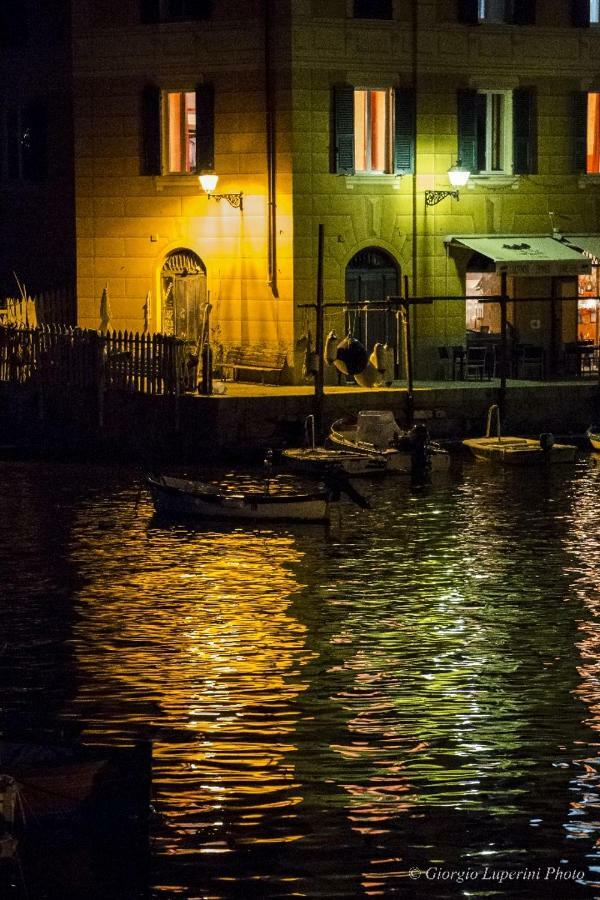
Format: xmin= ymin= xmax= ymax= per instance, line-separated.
xmin=2 ymin=0 xmax=600 ymax=380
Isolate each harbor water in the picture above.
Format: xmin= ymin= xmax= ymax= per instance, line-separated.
xmin=2 ymin=456 xmax=600 ymax=898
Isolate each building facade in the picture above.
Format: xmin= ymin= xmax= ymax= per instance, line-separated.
xmin=2 ymin=0 xmax=600 ymax=380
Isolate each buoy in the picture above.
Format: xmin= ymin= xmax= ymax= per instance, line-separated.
xmin=334 ymin=335 xmax=368 ymax=376
xmin=354 ymin=361 xmax=380 ymax=387
xmin=324 ymin=330 xmax=338 ymax=365
xmin=370 ymin=342 xmax=386 ymax=374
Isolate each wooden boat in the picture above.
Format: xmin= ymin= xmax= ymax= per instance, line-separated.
xmin=282 ymin=415 xmax=388 ymax=477
xmin=464 ymin=405 xmax=577 ymax=465
xmin=328 ymin=410 xmax=450 ymax=474
xmin=148 ymin=474 xmax=333 ymax=522
xmin=586 ymin=426 xmax=600 ymax=451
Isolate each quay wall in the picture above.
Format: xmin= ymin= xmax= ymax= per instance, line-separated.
xmin=1 ymin=382 xmax=599 ymax=462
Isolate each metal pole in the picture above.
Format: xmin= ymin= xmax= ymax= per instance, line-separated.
xmin=313 ymin=224 xmax=325 ymax=442
xmin=499 ymin=271 xmax=508 ymax=420
xmin=403 ymin=275 xmax=414 ymax=427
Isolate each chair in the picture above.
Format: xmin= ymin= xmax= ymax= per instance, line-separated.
xmin=518 ymin=345 xmax=545 ymax=380
xmin=452 ymin=346 xmax=466 ymax=380
xmin=464 ymin=346 xmax=488 ymax=380
xmin=437 ymin=346 xmax=451 ymax=380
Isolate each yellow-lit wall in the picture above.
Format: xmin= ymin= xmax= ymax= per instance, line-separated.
xmin=72 ymin=0 xmax=294 ymax=355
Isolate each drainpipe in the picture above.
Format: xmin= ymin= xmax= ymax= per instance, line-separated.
xmin=264 ymin=0 xmax=278 ymax=297
xmin=410 ymin=0 xmax=418 ymax=355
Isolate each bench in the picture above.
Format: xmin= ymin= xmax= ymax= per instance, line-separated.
xmin=221 ymin=347 xmax=287 ymax=384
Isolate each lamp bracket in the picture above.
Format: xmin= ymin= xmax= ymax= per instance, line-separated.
xmin=425 ymin=189 xmax=460 ymax=207
xmin=208 ymin=192 xmax=244 ymax=210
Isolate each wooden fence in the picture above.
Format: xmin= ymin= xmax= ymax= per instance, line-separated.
xmin=0 ymin=286 xmax=76 ymax=327
xmin=0 ymin=325 xmax=193 ymax=395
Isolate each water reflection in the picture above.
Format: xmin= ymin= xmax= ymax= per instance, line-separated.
xmin=3 ymin=460 xmax=600 ymax=896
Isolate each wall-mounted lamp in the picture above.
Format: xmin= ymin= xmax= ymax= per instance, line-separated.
xmin=198 ymin=171 xmax=243 ymax=210
xmin=425 ymin=161 xmax=471 ymax=207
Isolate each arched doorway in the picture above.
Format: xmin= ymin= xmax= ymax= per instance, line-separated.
xmin=345 ymin=248 xmax=399 ymax=350
xmin=161 ymin=249 xmax=207 ymax=343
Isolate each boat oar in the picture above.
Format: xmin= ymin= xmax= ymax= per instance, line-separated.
xmin=325 ymin=472 xmax=371 ymax=510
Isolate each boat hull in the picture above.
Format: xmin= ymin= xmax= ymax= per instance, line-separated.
xmin=463 ymin=436 xmax=577 ymax=465
xmin=282 ymin=447 xmax=388 ymax=477
xmin=328 ymin=430 xmax=450 ymax=474
xmin=586 ymin=429 xmax=600 ymax=451
xmin=148 ymin=476 xmax=331 ymax=523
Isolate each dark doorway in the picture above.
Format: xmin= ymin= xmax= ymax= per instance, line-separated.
xmin=345 ymin=247 xmax=399 ymax=351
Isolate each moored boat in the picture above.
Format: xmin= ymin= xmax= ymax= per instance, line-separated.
xmin=328 ymin=410 xmax=450 ymax=474
xmin=148 ymin=474 xmax=333 ymax=523
xmin=586 ymin=425 xmax=600 ymax=451
xmin=282 ymin=446 xmax=388 ymax=477
xmin=464 ymin=405 xmax=577 ymax=465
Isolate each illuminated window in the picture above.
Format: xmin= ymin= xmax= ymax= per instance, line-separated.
xmin=354 ymin=89 xmax=392 ymax=174
xmin=592 ymin=0 xmax=600 ymax=23
xmin=165 ymin=91 xmax=196 ymax=174
xmin=587 ymin=93 xmax=600 ymax=173
xmin=479 ymin=91 xmax=513 ymax=173
xmin=478 ymin=0 xmax=513 ymax=22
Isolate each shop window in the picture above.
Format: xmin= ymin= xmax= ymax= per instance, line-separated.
xmin=141 ymin=0 xmax=213 ymax=22
xmin=353 ymin=1 xmax=393 ymax=18
xmin=333 ymin=85 xmax=414 ymax=175
xmin=578 ymin=267 xmax=600 ymax=342
xmin=458 ymin=88 xmax=536 ymax=175
xmin=140 ymin=83 xmax=214 ymax=177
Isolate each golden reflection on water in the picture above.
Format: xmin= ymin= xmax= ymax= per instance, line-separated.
xmin=67 ymin=503 xmax=317 ymax=850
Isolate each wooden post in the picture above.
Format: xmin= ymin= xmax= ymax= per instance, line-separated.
xmin=200 ymin=302 xmax=213 ymax=395
xmin=403 ymin=275 xmax=414 ymax=427
xmin=313 ymin=224 xmax=325 ymax=443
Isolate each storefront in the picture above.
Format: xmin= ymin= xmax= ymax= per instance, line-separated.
xmin=561 ymin=236 xmax=600 ymax=344
xmin=445 ymin=235 xmax=592 ymax=377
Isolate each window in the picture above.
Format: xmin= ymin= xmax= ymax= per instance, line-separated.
xmin=458 ymin=0 xmax=535 ymax=25
xmin=0 ymin=1 xmax=28 ymax=47
xmin=457 ymin=88 xmax=536 ymax=176
xmin=141 ymin=83 xmax=214 ymax=177
xmin=478 ymin=0 xmax=513 ymax=23
xmin=354 ymin=90 xmax=391 ymax=173
xmin=3 ymin=102 xmax=47 ymax=183
xmin=141 ymin=0 xmax=213 ymax=23
xmin=333 ymin=85 xmax=415 ymax=176
xmin=165 ymin=91 xmax=196 ymax=173
xmin=587 ymin=94 xmax=600 ymax=172
xmin=592 ymin=0 xmax=600 ymax=22
xmin=353 ymin=0 xmax=393 ymax=18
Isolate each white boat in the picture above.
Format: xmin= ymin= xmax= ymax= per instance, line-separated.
xmin=464 ymin=405 xmax=577 ymax=465
xmin=586 ymin=426 xmax=600 ymax=451
xmin=328 ymin=410 xmax=450 ymax=474
xmin=148 ymin=474 xmax=333 ymax=523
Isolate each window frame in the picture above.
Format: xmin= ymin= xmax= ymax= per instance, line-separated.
xmin=162 ymin=89 xmax=197 ymax=175
xmin=353 ymin=88 xmax=393 ymax=175
xmin=479 ymin=90 xmax=513 ymax=175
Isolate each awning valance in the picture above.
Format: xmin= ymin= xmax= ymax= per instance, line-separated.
xmin=561 ymin=234 xmax=600 ymax=262
xmin=445 ymin=235 xmax=591 ymax=276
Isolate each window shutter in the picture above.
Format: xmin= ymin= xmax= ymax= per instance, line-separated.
xmin=571 ymin=0 xmax=591 ymax=27
xmin=22 ymin=101 xmax=48 ymax=182
xmin=333 ymin=85 xmax=355 ymax=175
xmin=512 ymin=1 xmax=536 ymax=25
xmin=394 ymin=87 xmax=415 ymax=175
xmin=457 ymin=0 xmax=479 ymax=24
xmin=141 ymin=84 xmax=162 ymax=176
xmin=513 ymin=88 xmax=537 ymax=174
xmin=195 ymin=83 xmax=215 ymax=173
xmin=573 ymin=91 xmax=588 ymax=172
xmin=140 ymin=0 xmax=160 ymax=23
xmin=457 ymin=89 xmax=480 ymax=174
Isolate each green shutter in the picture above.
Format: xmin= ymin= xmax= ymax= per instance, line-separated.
xmin=141 ymin=84 xmax=161 ymax=175
xmin=195 ymin=83 xmax=215 ymax=173
xmin=573 ymin=91 xmax=588 ymax=172
xmin=394 ymin=87 xmax=415 ymax=175
xmin=457 ymin=89 xmax=480 ymax=174
xmin=22 ymin=101 xmax=48 ymax=182
xmin=333 ymin=85 xmax=355 ymax=175
xmin=571 ymin=0 xmax=591 ymax=26
xmin=513 ymin=87 xmax=537 ymax=174
xmin=457 ymin=0 xmax=479 ymax=24
xmin=512 ymin=1 xmax=536 ymax=25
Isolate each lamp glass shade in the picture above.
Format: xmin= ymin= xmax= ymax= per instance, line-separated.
xmin=199 ymin=172 xmax=219 ymax=193
xmin=447 ymin=162 xmax=470 ymax=188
